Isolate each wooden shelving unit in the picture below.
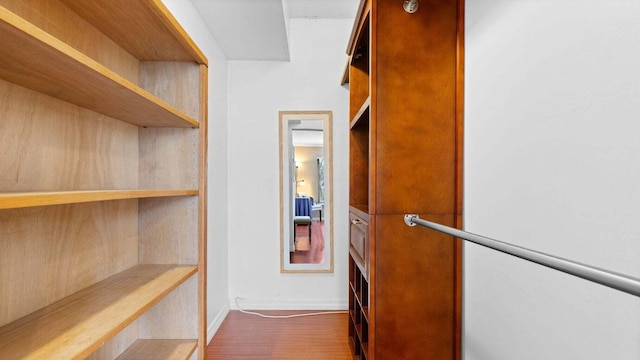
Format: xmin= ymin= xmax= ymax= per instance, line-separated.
xmin=0 ymin=1 xmax=207 ymax=359
xmin=0 ymin=265 xmax=197 ymax=360
xmin=346 ymin=0 xmax=464 ymax=359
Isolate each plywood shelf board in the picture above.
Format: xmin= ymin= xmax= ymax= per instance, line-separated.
xmin=0 ymin=189 xmax=198 ymax=210
xmin=350 ymin=97 xmax=370 ymax=129
xmin=116 ymin=339 xmax=197 ymax=360
xmin=0 ymin=265 xmax=197 ymax=360
xmin=0 ymin=7 xmax=198 ymax=128
xmin=60 ymin=0 xmax=207 ymax=65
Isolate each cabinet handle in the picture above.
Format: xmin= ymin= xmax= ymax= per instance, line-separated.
xmin=351 ymin=218 xmax=362 ymax=225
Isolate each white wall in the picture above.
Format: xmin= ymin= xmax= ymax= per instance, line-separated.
xmin=464 ymin=1 xmax=640 ymax=359
xmin=161 ymin=0 xmax=231 ymax=341
xmin=227 ymin=18 xmax=352 ymax=309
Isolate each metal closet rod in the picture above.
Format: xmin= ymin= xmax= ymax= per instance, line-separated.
xmin=404 ymin=214 xmax=640 ymax=298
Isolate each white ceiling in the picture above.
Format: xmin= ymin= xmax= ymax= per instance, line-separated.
xmin=287 ymin=0 xmax=359 ymax=19
xmin=191 ymin=0 xmax=359 ymax=60
xmin=292 ymin=130 xmax=323 ymax=147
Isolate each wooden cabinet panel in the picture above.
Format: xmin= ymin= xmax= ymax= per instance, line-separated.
xmin=346 ymin=0 xmax=464 ymax=359
xmin=373 ymin=0 xmax=459 ymax=215
xmin=374 ymin=214 xmax=456 ymax=360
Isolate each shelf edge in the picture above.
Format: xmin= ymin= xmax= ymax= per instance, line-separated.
xmin=0 ymin=189 xmax=199 ymax=210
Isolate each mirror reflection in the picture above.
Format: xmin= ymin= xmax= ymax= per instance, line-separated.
xmin=279 ymin=111 xmax=333 ymax=272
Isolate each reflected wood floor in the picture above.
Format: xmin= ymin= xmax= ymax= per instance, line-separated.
xmin=206 ymin=310 xmax=352 ymax=359
xmin=291 ymin=220 xmax=325 ymax=264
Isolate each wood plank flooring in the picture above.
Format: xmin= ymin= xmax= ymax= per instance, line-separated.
xmin=291 ymin=221 xmax=325 ymax=264
xmin=206 ymin=310 xmax=352 ymax=359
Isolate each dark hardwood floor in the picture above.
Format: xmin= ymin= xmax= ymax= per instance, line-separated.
xmin=206 ymin=310 xmax=352 ymax=359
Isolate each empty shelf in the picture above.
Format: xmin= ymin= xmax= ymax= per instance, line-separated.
xmin=116 ymin=339 xmax=198 ymax=360
xmin=0 ymin=6 xmax=198 ymax=127
xmin=0 ymin=265 xmax=198 ymax=360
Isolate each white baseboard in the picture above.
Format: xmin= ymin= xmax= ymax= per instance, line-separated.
xmin=206 ymin=302 xmax=230 ymax=345
xmin=230 ymin=296 xmax=348 ymax=311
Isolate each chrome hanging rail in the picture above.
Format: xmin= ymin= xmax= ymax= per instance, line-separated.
xmin=404 ymin=214 xmax=640 ymax=298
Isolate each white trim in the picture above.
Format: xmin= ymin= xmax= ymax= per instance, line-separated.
xmin=206 ymin=302 xmax=231 ymax=344
xmin=230 ymin=296 xmax=348 ymax=311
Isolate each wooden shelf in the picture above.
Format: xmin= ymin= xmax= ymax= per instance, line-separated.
xmin=59 ymin=0 xmax=207 ymax=65
xmin=350 ymin=97 xmax=370 ymax=129
xmin=350 ymin=283 xmax=367 ymax=315
xmin=117 ymin=339 xmax=198 ymax=360
xmin=341 ymin=58 xmax=350 ymax=85
xmin=0 ymin=265 xmax=197 ymax=360
xmin=349 ymin=253 xmax=369 ymax=359
xmin=355 ymin=324 xmax=364 ymax=341
xmin=362 ymin=342 xmax=369 ymax=360
xmin=349 ymin=310 xmax=369 ymax=359
xmin=0 ymin=6 xmax=199 ymax=128
xmin=348 ymin=335 xmax=357 ymax=357
xmin=0 ymin=189 xmax=199 ymax=210
xmin=350 ymin=204 xmax=369 ymax=214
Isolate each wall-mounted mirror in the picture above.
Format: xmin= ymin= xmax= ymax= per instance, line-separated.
xmin=279 ymin=111 xmax=333 ymax=273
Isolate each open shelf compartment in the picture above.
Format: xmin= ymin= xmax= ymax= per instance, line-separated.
xmin=0 ymin=265 xmax=197 ymax=360
xmin=0 ymin=5 xmax=198 ymax=128
xmin=116 ymin=339 xmax=198 ymax=360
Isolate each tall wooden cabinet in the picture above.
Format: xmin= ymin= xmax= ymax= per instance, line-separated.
xmin=0 ymin=1 xmax=208 ymax=359
xmin=346 ymin=0 xmax=464 ymax=359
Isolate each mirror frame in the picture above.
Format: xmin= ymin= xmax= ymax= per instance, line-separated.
xmin=279 ymin=110 xmax=333 ymax=273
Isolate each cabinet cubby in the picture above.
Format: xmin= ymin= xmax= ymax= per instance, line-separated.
xmin=349 ymin=254 xmax=369 ymax=360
